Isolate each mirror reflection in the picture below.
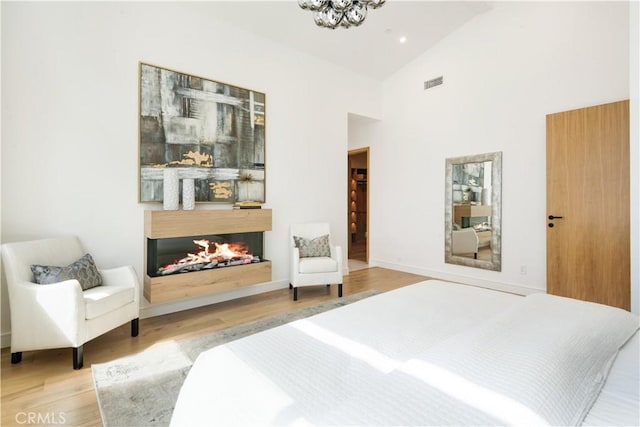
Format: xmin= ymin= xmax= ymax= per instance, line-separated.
xmin=445 ymin=152 xmax=501 ymax=271
xmin=452 ymin=161 xmax=492 ymax=260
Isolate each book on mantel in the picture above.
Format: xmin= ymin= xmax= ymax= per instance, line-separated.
xmin=233 ymin=201 xmax=262 ymax=209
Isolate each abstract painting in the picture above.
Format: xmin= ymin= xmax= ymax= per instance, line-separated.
xmin=139 ymin=63 xmax=265 ymax=203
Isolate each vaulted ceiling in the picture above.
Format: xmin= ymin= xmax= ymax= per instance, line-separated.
xmin=198 ymin=1 xmax=493 ymax=80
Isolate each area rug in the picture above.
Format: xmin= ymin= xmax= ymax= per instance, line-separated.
xmin=92 ymin=290 xmax=379 ymax=427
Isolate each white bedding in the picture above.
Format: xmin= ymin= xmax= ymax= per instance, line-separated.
xmin=583 ymin=331 xmax=640 ymax=426
xmin=170 ymin=280 xmax=639 ymax=426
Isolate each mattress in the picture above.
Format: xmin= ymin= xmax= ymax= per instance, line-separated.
xmin=170 ymin=280 xmax=639 ymax=426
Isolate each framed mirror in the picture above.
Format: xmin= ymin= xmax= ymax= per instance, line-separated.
xmin=444 ymin=151 xmax=502 ymax=271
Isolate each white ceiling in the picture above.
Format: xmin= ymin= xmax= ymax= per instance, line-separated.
xmin=198 ymin=1 xmax=493 ymax=80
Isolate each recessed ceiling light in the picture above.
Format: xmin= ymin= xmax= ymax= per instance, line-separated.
xmin=399 ymin=36 xmax=407 ymax=44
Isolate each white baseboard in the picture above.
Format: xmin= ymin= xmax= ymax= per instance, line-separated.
xmin=371 ymin=259 xmax=543 ymax=296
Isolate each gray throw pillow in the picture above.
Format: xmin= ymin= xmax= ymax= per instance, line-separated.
xmin=31 ymin=253 xmax=103 ymax=291
xmin=293 ymin=235 xmax=331 ymax=258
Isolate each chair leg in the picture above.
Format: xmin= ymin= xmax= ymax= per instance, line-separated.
xmin=11 ymin=352 xmax=22 ymax=364
xmin=293 ymin=287 xmax=298 ymax=301
xmin=338 ymin=284 xmax=343 ymax=298
xmin=131 ymin=318 xmax=139 ymax=337
xmin=73 ymin=346 xmax=84 ymax=370
xmin=289 ymin=283 xmax=293 ymax=290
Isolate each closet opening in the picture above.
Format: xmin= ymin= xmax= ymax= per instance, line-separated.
xmin=348 ymin=148 xmax=369 ymax=270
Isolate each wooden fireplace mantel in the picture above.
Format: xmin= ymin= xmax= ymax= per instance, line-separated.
xmin=143 ymin=209 xmax=272 ymax=304
xmin=145 ymin=209 xmax=272 ymax=238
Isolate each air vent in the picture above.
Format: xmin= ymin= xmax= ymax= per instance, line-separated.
xmin=424 ymin=76 xmax=443 ymax=90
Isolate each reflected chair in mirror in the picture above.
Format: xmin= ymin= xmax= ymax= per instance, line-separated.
xmin=451 ymin=228 xmax=479 ymax=259
xmin=1 ymin=236 xmax=140 ymax=369
xmin=290 ymin=223 xmax=343 ymax=301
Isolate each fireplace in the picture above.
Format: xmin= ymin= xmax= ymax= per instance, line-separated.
xmin=143 ymin=209 xmax=272 ymax=303
xmin=147 ymin=232 xmax=264 ymax=277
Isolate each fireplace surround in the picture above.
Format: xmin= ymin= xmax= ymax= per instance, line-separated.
xmin=143 ymin=209 xmax=272 ymax=303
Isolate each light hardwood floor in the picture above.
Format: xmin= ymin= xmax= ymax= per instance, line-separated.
xmin=1 ymin=267 xmax=428 ymax=427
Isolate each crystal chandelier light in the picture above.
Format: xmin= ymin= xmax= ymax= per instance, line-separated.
xmin=298 ymin=0 xmax=386 ymax=29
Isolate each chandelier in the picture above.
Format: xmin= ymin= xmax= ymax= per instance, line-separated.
xmin=298 ymin=0 xmax=386 ymax=29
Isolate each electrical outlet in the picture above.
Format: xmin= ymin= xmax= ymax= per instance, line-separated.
xmin=520 ymin=265 xmax=527 ymax=275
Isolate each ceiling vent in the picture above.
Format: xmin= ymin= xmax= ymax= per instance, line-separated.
xmin=424 ymin=76 xmax=443 ymax=90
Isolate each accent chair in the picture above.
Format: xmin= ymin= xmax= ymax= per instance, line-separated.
xmin=452 ymin=227 xmax=480 ymax=259
xmin=1 ymin=236 xmax=140 ymax=369
xmin=289 ymin=223 xmax=343 ymax=301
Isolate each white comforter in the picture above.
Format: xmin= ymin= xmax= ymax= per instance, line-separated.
xmin=170 ymin=280 xmax=639 ymax=426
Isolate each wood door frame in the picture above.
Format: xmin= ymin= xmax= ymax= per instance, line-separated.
xmin=348 ymin=147 xmax=369 ymax=263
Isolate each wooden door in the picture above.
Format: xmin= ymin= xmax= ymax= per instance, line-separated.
xmin=546 ymin=100 xmax=630 ymax=310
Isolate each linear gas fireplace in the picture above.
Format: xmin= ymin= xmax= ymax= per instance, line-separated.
xmin=147 ymin=232 xmax=264 ymax=277
xmin=143 ymin=209 xmax=272 ymax=303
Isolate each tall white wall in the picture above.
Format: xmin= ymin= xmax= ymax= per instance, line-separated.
xmin=370 ymin=2 xmax=632 ymax=296
xmin=0 ymin=2 xmax=381 ymax=342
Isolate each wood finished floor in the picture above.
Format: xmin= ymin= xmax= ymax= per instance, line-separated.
xmin=348 ymin=239 xmax=367 ymax=261
xmin=0 ymin=267 xmax=428 ymax=427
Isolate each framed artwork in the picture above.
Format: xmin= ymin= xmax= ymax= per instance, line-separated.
xmin=139 ymin=63 xmax=266 ymax=203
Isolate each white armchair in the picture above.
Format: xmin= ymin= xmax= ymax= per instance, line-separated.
xmin=1 ymin=236 xmax=140 ymax=369
xmin=290 ymin=223 xmax=343 ymax=301
xmin=452 ymin=228 xmax=479 ymax=259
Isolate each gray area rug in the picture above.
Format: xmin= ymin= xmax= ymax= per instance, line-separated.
xmin=92 ymin=290 xmax=379 ymax=427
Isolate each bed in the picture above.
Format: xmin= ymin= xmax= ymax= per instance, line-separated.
xmin=170 ymin=280 xmax=639 ymax=426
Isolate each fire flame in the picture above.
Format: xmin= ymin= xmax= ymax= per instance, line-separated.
xmin=158 ymin=239 xmax=255 ymax=275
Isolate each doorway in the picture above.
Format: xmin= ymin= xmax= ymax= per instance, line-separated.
xmin=348 ymin=148 xmax=369 ymax=270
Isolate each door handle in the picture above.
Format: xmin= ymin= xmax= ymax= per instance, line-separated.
xmin=548 ymin=215 xmax=564 ymax=220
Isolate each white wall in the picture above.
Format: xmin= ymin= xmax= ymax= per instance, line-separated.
xmin=0 ymin=2 xmax=381 ymax=342
xmin=370 ymin=2 xmax=633 ymax=296
xmin=348 ymin=113 xmax=380 ymax=151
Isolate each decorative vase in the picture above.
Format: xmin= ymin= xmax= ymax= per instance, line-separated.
xmin=163 ymin=168 xmax=179 ymax=210
xmin=182 ymin=178 xmax=195 ymax=210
